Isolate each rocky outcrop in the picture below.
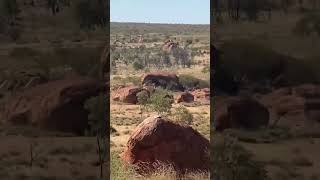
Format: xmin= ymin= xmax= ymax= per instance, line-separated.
xmin=192 ymin=88 xmax=210 ymax=103
xmin=175 ymin=92 xmax=194 ymax=103
xmin=214 ymin=97 xmax=269 ymax=131
xmin=111 ymin=86 xmax=146 ymax=104
xmin=141 ymin=72 xmax=184 ymax=91
xmin=121 ymin=116 xmax=209 ymax=174
xmin=3 ymin=77 xmax=103 ymax=134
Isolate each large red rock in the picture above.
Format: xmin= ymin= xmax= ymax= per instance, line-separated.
xmin=191 ymin=88 xmax=210 ymax=103
xmin=214 ymin=97 xmax=269 ymax=131
xmin=175 ymin=92 xmax=194 ymax=103
xmin=2 ymin=77 xmax=103 ymax=134
xmin=111 ymin=86 xmax=146 ymax=104
xmin=260 ymin=93 xmax=305 ymax=117
xmin=141 ymin=72 xmax=184 ymax=91
xmin=121 ymin=116 xmax=209 ymax=174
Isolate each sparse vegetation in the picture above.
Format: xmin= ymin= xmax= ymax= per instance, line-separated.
xmin=147 ymin=88 xmax=173 ymax=116
xmin=110 ymin=152 xmax=135 ymax=180
xmin=212 ymin=136 xmax=268 ymax=180
xmin=137 ymin=90 xmax=150 ymax=117
xmin=132 ymin=60 xmax=144 ymax=71
xmin=110 ymin=20 xmax=210 ymax=179
xmin=84 ymin=94 xmax=107 ymax=136
xmin=179 ymin=74 xmax=209 ymax=90
xmin=174 ymin=105 xmax=193 ymax=125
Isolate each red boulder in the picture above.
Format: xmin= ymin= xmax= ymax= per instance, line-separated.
xmin=175 ymin=92 xmax=194 ymax=103
xmin=112 ymin=86 xmax=146 ymax=104
xmin=121 ymin=116 xmax=209 ymax=174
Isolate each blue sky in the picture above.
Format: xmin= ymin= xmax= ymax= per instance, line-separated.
xmin=110 ymin=0 xmax=210 ymax=24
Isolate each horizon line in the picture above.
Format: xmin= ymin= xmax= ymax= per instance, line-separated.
xmin=110 ymin=21 xmax=210 ymax=25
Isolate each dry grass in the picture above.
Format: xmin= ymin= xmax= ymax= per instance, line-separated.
xmin=110 ymin=22 xmax=210 ymax=179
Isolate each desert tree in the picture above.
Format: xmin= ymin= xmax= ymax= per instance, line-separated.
xmin=137 ymin=91 xmax=150 ymax=119
xmin=147 ymin=88 xmax=173 ymax=116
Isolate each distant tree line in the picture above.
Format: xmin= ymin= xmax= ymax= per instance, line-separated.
xmin=110 ymin=44 xmax=193 ymax=73
xmin=213 ymin=0 xmax=320 ymax=22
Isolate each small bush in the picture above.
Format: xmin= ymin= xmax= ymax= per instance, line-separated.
xmin=137 ymin=91 xmax=149 ymax=107
xmin=179 ymin=75 xmax=200 ymax=89
xmin=212 ymin=136 xmax=268 ymax=180
xmin=179 ymin=74 xmax=209 ymax=90
xmin=201 ymin=65 xmax=210 ymax=73
xmin=84 ymin=94 xmax=107 ymax=136
xmin=132 ymin=60 xmax=144 ymax=71
xmin=147 ymin=88 xmax=173 ymax=115
xmin=174 ymin=106 xmax=193 ymax=125
xmin=110 ymin=152 xmax=135 ymax=180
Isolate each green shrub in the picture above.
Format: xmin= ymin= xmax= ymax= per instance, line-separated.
xmin=84 ymin=94 xmax=107 ymax=136
xmin=199 ymin=79 xmax=210 ymax=89
xmin=174 ymin=105 xmax=193 ymax=125
xmin=179 ymin=74 xmax=209 ymax=89
xmin=202 ymin=65 xmax=210 ymax=73
xmin=147 ymin=88 xmax=173 ymax=115
xmin=132 ymin=60 xmax=144 ymax=71
xmin=212 ymin=136 xmax=268 ymax=180
xmin=110 ymin=152 xmax=135 ymax=180
xmin=137 ymin=91 xmax=149 ymax=107
xmin=179 ymin=75 xmax=200 ymax=89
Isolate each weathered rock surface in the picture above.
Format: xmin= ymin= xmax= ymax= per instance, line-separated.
xmin=112 ymin=86 xmax=146 ymax=104
xmin=175 ymin=92 xmax=194 ymax=103
xmin=121 ymin=116 xmax=210 ymax=174
xmin=141 ymin=72 xmax=184 ymax=91
xmin=3 ymin=77 xmax=103 ymax=134
xmin=192 ymin=88 xmax=210 ymax=103
xmin=214 ymin=97 xmax=269 ymax=131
